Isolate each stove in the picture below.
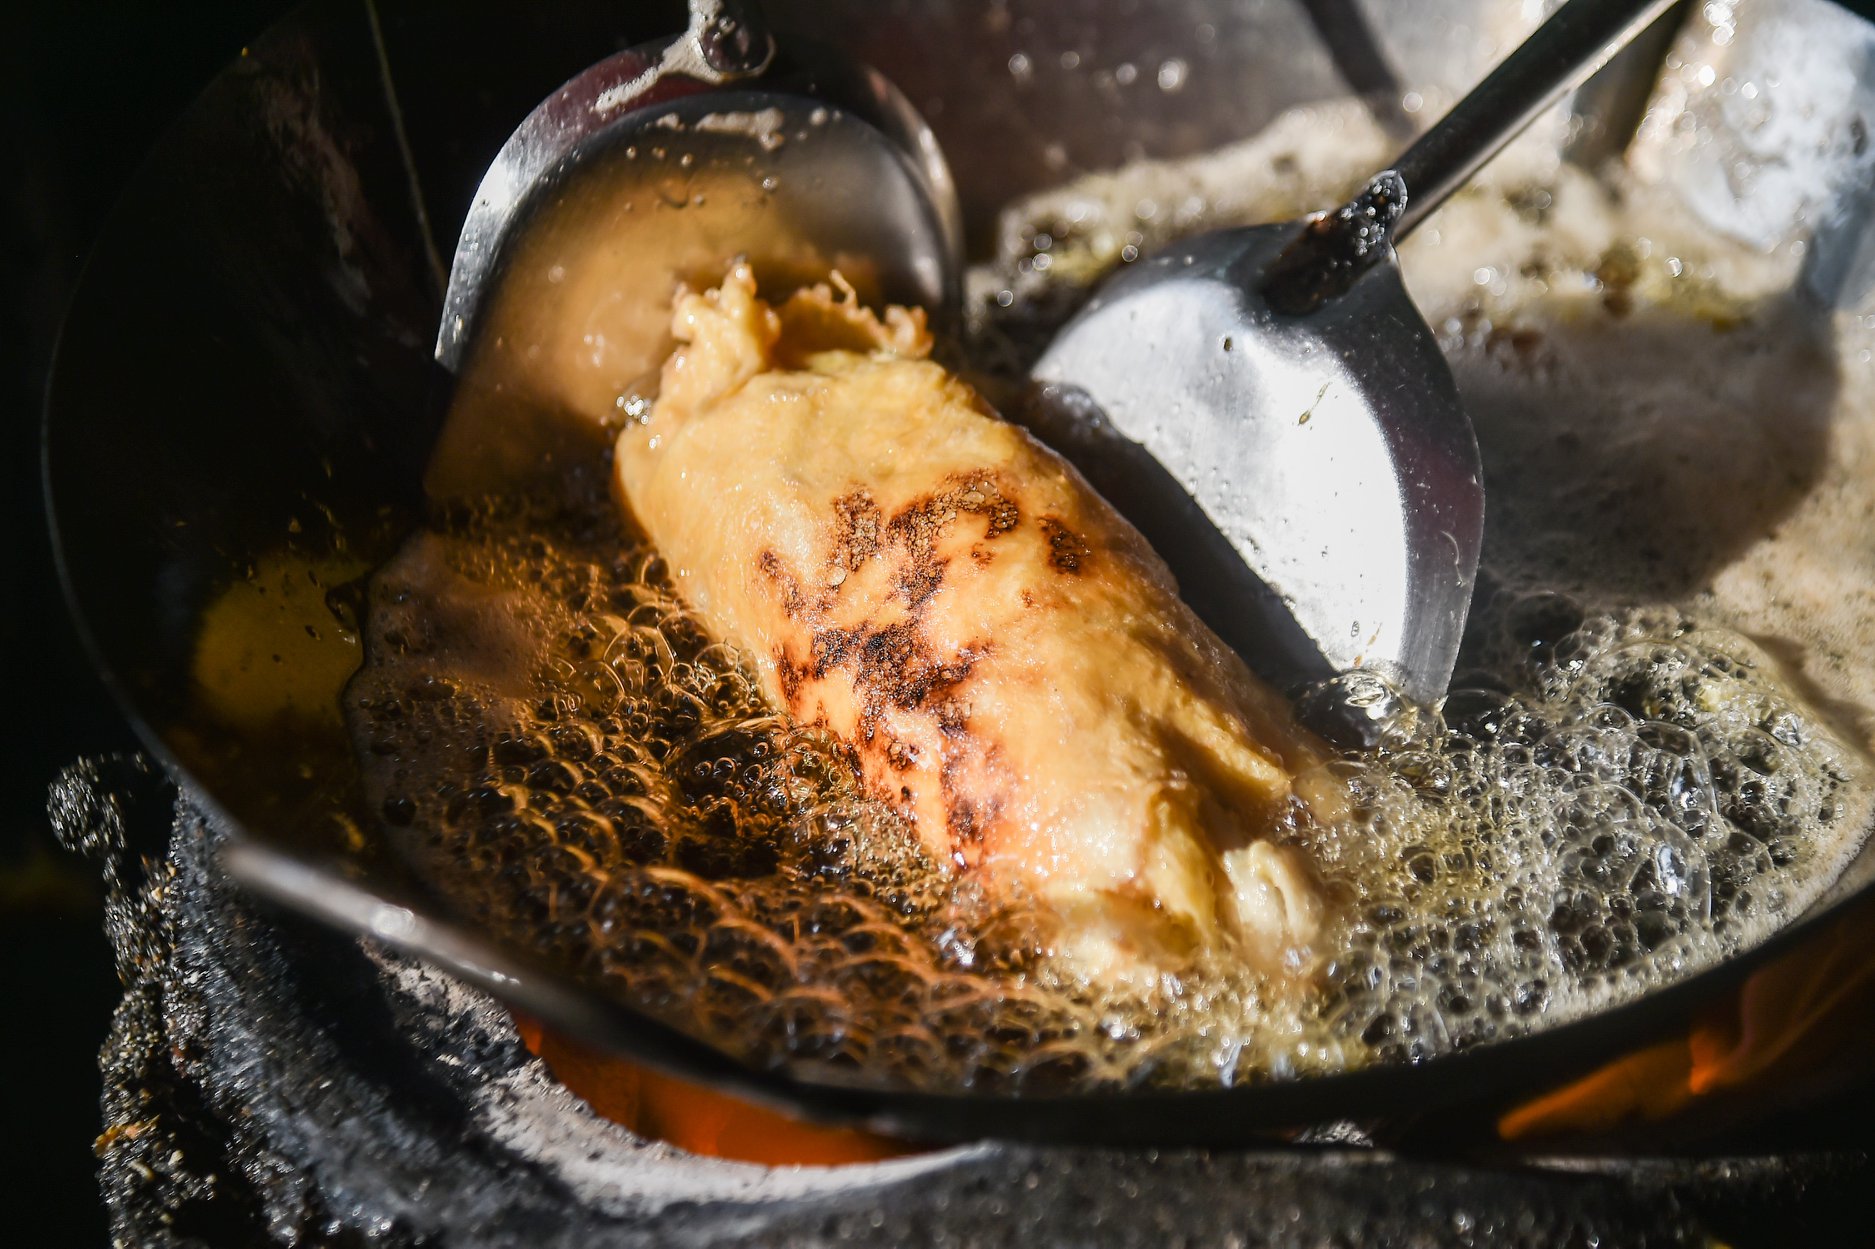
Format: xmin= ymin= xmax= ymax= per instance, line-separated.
xmin=53 ymin=754 xmax=1875 ymax=1247
xmin=41 ymin=0 xmax=1875 ymax=1242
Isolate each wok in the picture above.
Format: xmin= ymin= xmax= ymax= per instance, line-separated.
xmin=44 ymin=0 xmax=1875 ymax=1145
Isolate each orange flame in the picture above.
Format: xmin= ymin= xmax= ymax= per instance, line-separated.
xmin=512 ymin=1013 xmax=919 ymax=1165
xmin=1501 ymin=891 xmax=1875 ymax=1141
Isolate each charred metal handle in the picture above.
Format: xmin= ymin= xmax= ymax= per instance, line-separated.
xmin=1390 ymin=0 xmax=1680 ymax=240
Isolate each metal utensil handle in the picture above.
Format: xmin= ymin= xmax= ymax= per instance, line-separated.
xmin=1390 ymin=0 xmax=1680 ymax=240
xmin=688 ymin=0 xmax=776 ymax=80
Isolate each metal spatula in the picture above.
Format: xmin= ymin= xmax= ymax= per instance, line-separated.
xmin=1033 ymin=0 xmax=1678 ymax=736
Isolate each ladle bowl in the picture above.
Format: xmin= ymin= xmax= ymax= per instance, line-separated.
xmin=436 ymin=0 xmax=962 ymax=380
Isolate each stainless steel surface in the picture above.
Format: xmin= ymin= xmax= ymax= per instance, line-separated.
xmin=42 ymin=0 xmax=1875 ymax=1146
xmin=1032 ymin=0 xmax=1672 ymax=710
xmin=1031 ymin=221 xmax=1481 ymax=711
xmin=435 ymin=0 xmax=961 ymax=373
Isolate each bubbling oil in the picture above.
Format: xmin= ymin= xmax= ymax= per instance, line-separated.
xmin=351 ymin=499 xmax=1117 ymax=1093
xmin=349 ymin=497 xmax=1873 ymax=1093
xmin=351 ymin=99 xmax=1875 ymax=1093
xmin=352 ymin=491 xmax=1875 ymax=1087
xmin=1306 ymin=594 xmax=1870 ymax=1064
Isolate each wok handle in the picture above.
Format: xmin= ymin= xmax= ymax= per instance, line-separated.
xmin=687 ymin=0 xmax=777 ymax=81
xmin=1389 ymin=0 xmax=1680 ymax=240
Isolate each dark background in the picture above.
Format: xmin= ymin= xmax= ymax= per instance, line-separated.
xmin=4 ymin=4 xmax=298 ymax=1240
xmin=12 ymin=0 xmax=1875 ymax=1243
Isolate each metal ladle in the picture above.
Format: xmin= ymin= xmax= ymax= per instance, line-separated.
xmin=1033 ymin=0 xmax=1679 ymax=739
xmin=435 ymin=0 xmax=962 ymax=380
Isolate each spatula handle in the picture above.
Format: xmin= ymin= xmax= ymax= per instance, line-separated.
xmin=1390 ymin=0 xmax=1680 ymax=240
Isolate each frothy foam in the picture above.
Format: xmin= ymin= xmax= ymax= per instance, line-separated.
xmin=351 ymin=99 xmax=1875 ymax=1093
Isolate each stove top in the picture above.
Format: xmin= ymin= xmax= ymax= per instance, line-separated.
xmin=52 ymin=754 xmax=1875 ymax=1248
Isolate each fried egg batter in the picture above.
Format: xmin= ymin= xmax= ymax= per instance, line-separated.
xmin=615 ymin=264 xmax=1332 ymax=979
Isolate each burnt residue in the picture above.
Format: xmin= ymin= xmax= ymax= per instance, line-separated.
xmin=881 ymin=475 xmax=1020 ymax=611
xmin=947 ymin=797 xmax=990 ymax=851
xmin=806 ymin=622 xmax=983 ymax=747
xmin=831 ymin=490 xmax=883 ymax=572
xmin=937 ymin=725 xmax=1005 ymax=856
xmin=758 ymin=549 xmax=806 ymax=619
xmin=1038 ymin=517 xmax=1089 ymax=574
xmin=766 ymin=474 xmax=1028 ymax=843
xmin=774 ymin=648 xmax=808 ymax=703
xmin=1260 ymin=170 xmax=1408 ymax=317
